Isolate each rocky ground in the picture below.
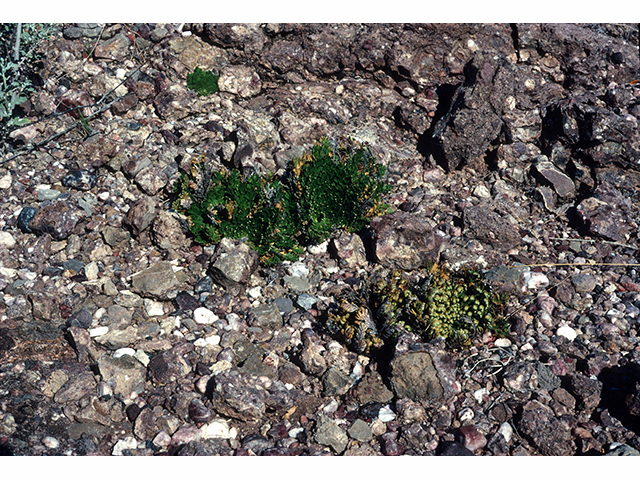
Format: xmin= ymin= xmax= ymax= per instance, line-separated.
xmin=1 ymin=23 xmax=640 ymax=456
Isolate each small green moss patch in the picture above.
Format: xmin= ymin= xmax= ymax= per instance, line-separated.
xmin=187 ymin=67 xmax=219 ymax=96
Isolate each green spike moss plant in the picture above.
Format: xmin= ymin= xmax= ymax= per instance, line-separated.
xmin=173 ymin=138 xmax=391 ymax=265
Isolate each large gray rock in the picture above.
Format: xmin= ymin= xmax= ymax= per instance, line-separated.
xmin=129 ymin=261 xmax=179 ymax=300
xmin=389 ymin=336 xmax=460 ymax=404
xmin=462 ymin=205 xmax=521 ymax=251
xmin=97 ymin=354 xmax=147 ymax=399
xmin=314 ymin=414 xmax=348 ymax=454
xmin=208 ymin=238 xmax=259 ymax=290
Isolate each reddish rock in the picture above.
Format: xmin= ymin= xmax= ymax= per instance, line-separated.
xmin=457 ymin=425 xmax=487 ymax=452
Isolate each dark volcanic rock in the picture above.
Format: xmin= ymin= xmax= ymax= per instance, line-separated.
xmin=518 ymin=400 xmax=576 ymax=456
xmin=28 ymin=200 xmax=84 ymax=240
xmin=432 ymin=52 xmax=520 ymax=171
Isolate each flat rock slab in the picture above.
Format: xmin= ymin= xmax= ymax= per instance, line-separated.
xmin=534 ymin=159 xmax=575 ymax=197
xmin=389 ymin=336 xmax=460 ymax=405
xmin=129 ymin=261 xmax=179 ymax=300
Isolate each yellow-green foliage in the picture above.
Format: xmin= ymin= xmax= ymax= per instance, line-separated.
xmin=173 ymin=138 xmax=391 ymax=265
xmin=327 ymin=264 xmax=509 ymax=354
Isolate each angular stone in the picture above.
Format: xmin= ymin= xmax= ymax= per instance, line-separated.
xmin=347 ymin=419 xmax=372 ymax=443
xmin=97 ymin=354 xmax=146 ymax=399
xmin=54 ymin=372 xmax=97 ymax=403
xmin=432 ymin=53 xmax=518 ymax=171
xmin=208 ymin=369 xmax=266 ymax=422
xmin=571 ymin=273 xmax=597 ymax=293
xmin=208 ymin=238 xmax=259 ymax=289
xmin=147 ymin=347 xmax=192 ymax=385
xmin=322 ymin=367 xmax=354 ymax=396
xmin=371 ymin=210 xmax=445 ymax=270
xmin=125 ymin=195 xmax=157 ymax=236
xmin=133 ymin=407 xmax=158 ymax=441
xmin=314 ymin=414 xmax=348 ymax=454
xmin=567 ymin=373 xmax=602 ymax=421
xmin=151 ymin=211 xmax=187 ymax=250
xmin=457 ymin=425 xmax=487 ymax=452
xmin=502 ymin=108 xmax=542 ymax=143
xmin=354 ymin=371 xmax=394 ymax=405
xmin=94 ymin=33 xmax=131 ymax=62
xmin=283 ymin=275 xmax=310 ymax=293
xmin=390 ymin=351 xmax=444 ymax=403
xmin=534 ymin=158 xmax=575 ymax=197
xmin=330 ymin=231 xmax=367 ymax=268
xmin=129 ymin=261 xmax=179 ymax=300
xmin=135 ymin=164 xmax=169 ymax=196
xmin=218 ymin=65 xmax=262 ymax=98
xmin=93 ymin=325 xmax=139 ymax=350
xmin=248 ymin=303 xmax=283 ymax=330
xmin=298 ymin=330 xmax=327 ymax=376
xmin=577 ymin=181 xmax=635 ymax=242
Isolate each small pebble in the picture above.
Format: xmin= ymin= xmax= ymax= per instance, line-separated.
xmin=42 ymin=436 xmax=59 ymax=449
xmin=135 ymin=349 xmax=150 ymax=366
xmin=473 ymin=185 xmax=491 ymax=198
xmin=0 ymin=231 xmax=16 ymax=249
xmin=557 ymin=325 xmax=577 ymax=341
xmin=113 ymin=348 xmax=136 ymax=358
xmin=519 ymin=271 xmax=549 ymax=292
xmin=144 ymin=299 xmax=165 ymax=316
xmin=0 ymin=173 xmax=12 ymax=189
xmin=458 ymin=425 xmax=487 ymax=452
xmin=152 ymin=431 xmax=172 ymax=448
xmin=201 ymin=419 xmax=237 ymax=439
xmin=378 ymin=405 xmax=396 ymax=422
xmin=112 ymin=436 xmax=138 ymax=455
xmin=497 ymin=422 xmax=513 ymax=443
xmin=194 ymin=307 xmax=218 ymax=325
xmin=494 ymin=338 xmax=512 ymax=348
xmin=90 ymin=326 xmax=109 ymax=337
xmin=84 ymin=261 xmax=99 ymax=281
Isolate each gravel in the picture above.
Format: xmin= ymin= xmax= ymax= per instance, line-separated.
xmin=1 ymin=22 xmax=640 ymax=456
